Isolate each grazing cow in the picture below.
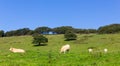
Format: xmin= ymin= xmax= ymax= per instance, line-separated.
xmin=9 ymin=47 xmax=25 ymax=53
xmin=60 ymin=44 xmax=70 ymax=54
xmin=88 ymin=48 xmax=93 ymax=53
xmin=104 ymin=48 xmax=108 ymax=53
xmin=88 ymin=47 xmax=95 ymax=53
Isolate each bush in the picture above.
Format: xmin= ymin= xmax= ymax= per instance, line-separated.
xmin=64 ymin=30 xmax=77 ymax=41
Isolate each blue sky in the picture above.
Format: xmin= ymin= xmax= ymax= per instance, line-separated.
xmin=0 ymin=0 xmax=120 ymax=31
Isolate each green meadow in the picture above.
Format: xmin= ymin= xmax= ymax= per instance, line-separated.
xmin=0 ymin=34 xmax=120 ymax=66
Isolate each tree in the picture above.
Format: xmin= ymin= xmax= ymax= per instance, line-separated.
xmin=64 ymin=30 xmax=77 ymax=41
xmin=5 ymin=28 xmax=32 ymax=37
xmin=15 ymin=28 xmax=31 ymax=36
xmin=5 ymin=30 xmax=16 ymax=37
xmin=27 ymin=30 xmax=35 ymax=35
xmin=32 ymin=33 xmax=48 ymax=46
xmin=53 ymin=26 xmax=74 ymax=34
xmin=98 ymin=24 xmax=120 ymax=34
xmin=34 ymin=26 xmax=51 ymax=34
xmin=0 ymin=30 xmax=4 ymax=37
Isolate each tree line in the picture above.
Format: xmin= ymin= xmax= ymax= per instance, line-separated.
xmin=0 ymin=23 xmax=120 ymax=37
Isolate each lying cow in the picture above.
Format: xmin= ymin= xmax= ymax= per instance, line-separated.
xmin=9 ymin=47 xmax=25 ymax=53
xmin=60 ymin=44 xmax=70 ymax=54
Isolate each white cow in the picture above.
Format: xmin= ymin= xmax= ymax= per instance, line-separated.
xmin=104 ymin=48 xmax=108 ymax=53
xmin=88 ymin=48 xmax=93 ymax=53
xmin=9 ymin=47 xmax=25 ymax=53
xmin=88 ymin=47 xmax=96 ymax=53
xmin=60 ymin=44 xmax=70 ymax=54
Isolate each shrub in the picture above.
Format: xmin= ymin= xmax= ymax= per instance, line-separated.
xmin=64 ymin=30 xmax=77 ymax=41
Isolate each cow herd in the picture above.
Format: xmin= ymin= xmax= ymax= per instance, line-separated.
xmin=9 ymin=44 xmax=108 ymax=54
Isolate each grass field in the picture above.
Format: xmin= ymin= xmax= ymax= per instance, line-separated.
xmin=0 ymin=34 xmax=120 ymax=66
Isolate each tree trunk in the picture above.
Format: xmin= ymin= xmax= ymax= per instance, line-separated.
xmin=38 ymin=42 xmax=41 ymax=45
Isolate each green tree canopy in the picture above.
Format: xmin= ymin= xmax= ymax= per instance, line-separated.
xmin=32 ymin=33 xmax=48 ymax=46
xmin=0 ymin=30 xmax=4 ymax=37
xmin=64 ymin=30 xmax=77 ymax=41
xmin=98 ymin=24 xmax=120 ymax=34
xmin=34 ymin=26 xmax=51 ymax=34
xmin=53 ymin=26 xmax=74 ymax=34
xmin=5 ymin=28 xmax=32 ymax=36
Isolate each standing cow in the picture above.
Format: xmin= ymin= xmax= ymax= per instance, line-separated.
xmin=60 ymin=44 xmax=70 ymax=54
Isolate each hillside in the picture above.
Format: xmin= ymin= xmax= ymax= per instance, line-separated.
xmin=0 ymin=34 xmax=120 ymax=66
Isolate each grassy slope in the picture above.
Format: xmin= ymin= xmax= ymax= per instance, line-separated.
xmin=0 ymin=34 xmax=120 ymax=66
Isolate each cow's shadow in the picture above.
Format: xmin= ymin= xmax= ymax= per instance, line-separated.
xmin=64 ymin=39 xmax=76 ymax=41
